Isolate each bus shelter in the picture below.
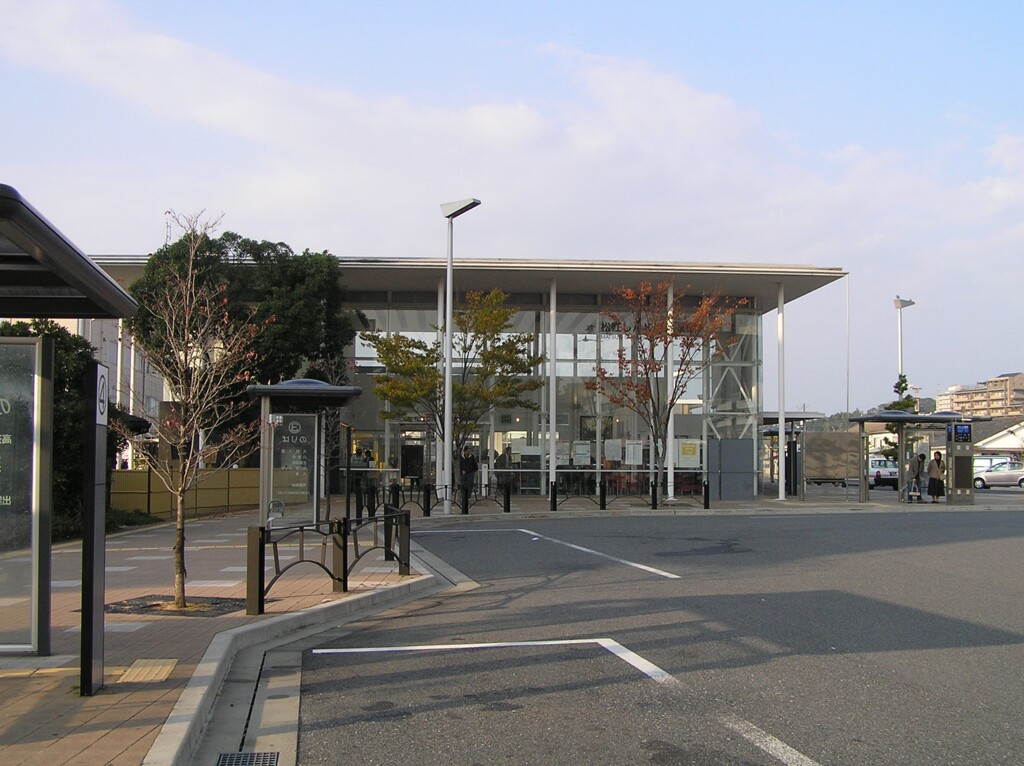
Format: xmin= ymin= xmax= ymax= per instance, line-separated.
xmin=849 ymin=411 xmax=989 ymax=504
xmin=246 ymin=379 xmax=362 ymax=527
xmin=1 ymin=184 xmax=137 ymax=697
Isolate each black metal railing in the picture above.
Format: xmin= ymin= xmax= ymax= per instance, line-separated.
xmin=246 ymin=505 xmax=410 ymax=615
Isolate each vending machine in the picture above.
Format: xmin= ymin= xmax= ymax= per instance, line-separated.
xmin=945 ymin=422 xmax=974 ymax=505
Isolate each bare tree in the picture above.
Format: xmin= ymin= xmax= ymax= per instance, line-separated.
xmin=118 ymin=212 xmax=267 ymax=608
xmin=586 ymin=281 xmax=745 ymax=492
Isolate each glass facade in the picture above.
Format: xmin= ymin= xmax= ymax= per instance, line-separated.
xmin=345 ymin=285 xmax=762 ymax=501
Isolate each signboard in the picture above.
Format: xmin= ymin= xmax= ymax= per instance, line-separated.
xmin=272 ymin=414 xmax=318 ymax=521
xmin=0 ymin=338 xmax=52 ymax=655
xmin=676 ymin=439 xmax=703 ymax=469
xmin=625 ymin=440 xmax=644 ymax=466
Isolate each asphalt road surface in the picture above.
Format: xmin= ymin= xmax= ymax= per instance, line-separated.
xmin=298 ymin=511 xmax=1024 ymax=765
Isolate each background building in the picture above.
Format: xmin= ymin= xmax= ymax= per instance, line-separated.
xmin=95 ymin=254 xmax=844 ymax=501
xmin=936 ymin=373 xmax=1024 ymax=418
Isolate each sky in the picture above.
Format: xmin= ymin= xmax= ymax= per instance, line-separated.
xmin=2 ymin=1 xmax=1023 ymax=415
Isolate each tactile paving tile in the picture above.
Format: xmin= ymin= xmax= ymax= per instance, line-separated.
xmin=116 ymin=658 xmax=177 ymax=683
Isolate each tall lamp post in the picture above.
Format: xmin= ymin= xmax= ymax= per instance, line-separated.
xmin=440 ymin=198 xmax=481 ymax=513
xmin=894 ymin=295 xmax=915 ymax=378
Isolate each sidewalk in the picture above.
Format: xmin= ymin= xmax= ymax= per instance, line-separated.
xmin=0 ymin=490 xmax=1013 ymax=766
xmin=0 ymin=509 xmax=429 ymax=766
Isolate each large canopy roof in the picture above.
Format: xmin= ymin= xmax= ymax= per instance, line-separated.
xmin=0 ymin=185 xmax=138 ymax=318
xmin=96 ymin=254 xmax=845 ymax=314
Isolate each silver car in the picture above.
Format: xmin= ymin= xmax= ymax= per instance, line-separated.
xmin=973 ymin=461 xmax=1024 ymax=489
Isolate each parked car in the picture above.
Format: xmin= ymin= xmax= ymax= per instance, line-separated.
xmin=868 ymin=456 xmax=899 ymax=489
xmin=966 ymin=460 xmax=1024 ymax=491
xmin=973 ymin=461 xmax=1024 ymax=489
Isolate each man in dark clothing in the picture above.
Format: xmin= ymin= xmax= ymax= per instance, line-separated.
xmin=459 ymin=446 xmax=478 ymax=510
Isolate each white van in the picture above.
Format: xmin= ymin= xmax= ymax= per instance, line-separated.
xmin=868 ymin=455 xmax=898 ymax=489
xmin=973 ymin=455 xmax=1014 ymax=473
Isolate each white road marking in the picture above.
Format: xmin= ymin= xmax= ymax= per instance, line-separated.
xmin=313 ymin=637 xmax=678 ymax=685
xmin=595 ymin=637 xmax=678 ymax=685
xmin=720 ymin=714 xmax=823 ymax=766
xmin=413 ymin=528 xmax=680 ymax=579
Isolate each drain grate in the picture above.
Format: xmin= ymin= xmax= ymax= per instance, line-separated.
xmin=215 ymin=754 xmax=279 ymax=766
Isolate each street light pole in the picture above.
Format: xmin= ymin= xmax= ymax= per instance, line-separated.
xmin=894 ymin=296 xmax=915 ymax=379
xmin=440 ymin=198 xmax=481 ymax=514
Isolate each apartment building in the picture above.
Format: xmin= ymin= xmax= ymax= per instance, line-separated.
xmin=936 ymin=373 xmax=1024 ymax=418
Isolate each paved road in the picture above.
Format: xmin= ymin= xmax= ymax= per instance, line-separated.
xmin=298 ymin=511 xmax=1024 ymax=765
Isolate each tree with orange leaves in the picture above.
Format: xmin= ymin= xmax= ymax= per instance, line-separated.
xmin=585 ymin=281 xmax=745 ymax=493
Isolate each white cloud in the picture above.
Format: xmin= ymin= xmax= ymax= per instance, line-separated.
xmin=4 ymin=0 xmax=1024 ymax=411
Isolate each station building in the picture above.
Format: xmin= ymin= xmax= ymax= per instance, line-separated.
xmin=94 ymin=254 xmax=844 ymax=502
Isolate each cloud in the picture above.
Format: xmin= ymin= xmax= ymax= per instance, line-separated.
xmin=4 ymin=1 xmax=1024 ymax=411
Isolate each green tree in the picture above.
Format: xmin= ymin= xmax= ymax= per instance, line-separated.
xmin=217 ymin=232 xmax=358 ymax=384
xmin=362 ymin=288 xmax=544 ymax=453
xmin=129 ymin=229 xmax=357 ymax=389
xmin=880 ymin=373 xmax=918 ymax=461
xmin=586 ymin=281 xmax=745 ymax=491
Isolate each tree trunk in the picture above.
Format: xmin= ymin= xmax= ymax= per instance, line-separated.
xmin=173 ymin=492 xmax=187 ymax=608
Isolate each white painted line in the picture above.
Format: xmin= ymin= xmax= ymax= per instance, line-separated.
xmin=314 ymin=638 xmax=600 ymax=654
xmin=129 ymin=556 xmax=173 ymax=561
xmin=0 ymin=597 xmax=29 ymax=607
xmin=596 ymin=638 xmax=678 ymax=685
xmin=720 ymin=714 xmax=823 ymax=766
xmin=413 ymin=528 xmax=681 ymax=579
xmin=105 ymin=566 xmax=136 ymax=572
xmin=52 ymin=580 xmax=82 ymax=588
xmin=220 ymin=566 xmax=248 ymax=573
xmin=314 ymin=637 xmax=678 ymax=685
xmin=189 ymin=580 xmax=242 ymax=588
xmin=521 ymin=528 xmax=682 ymax=579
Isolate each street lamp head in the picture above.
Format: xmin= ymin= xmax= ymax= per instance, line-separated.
xmin=894 ymin=296 xmax=915 ymax=310
xmin=441 ymin=198 xmax=481 ymax=219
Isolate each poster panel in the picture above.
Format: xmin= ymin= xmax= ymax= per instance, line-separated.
xmin=0 ymin=342 xmax=37 ymax=650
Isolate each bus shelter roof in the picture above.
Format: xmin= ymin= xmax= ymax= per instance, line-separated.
xmin=0 ymin=184 xmax=138 ymax=318
xmin=246 ymin=378 xmax=362 ymax=409
xmin=850 ymin=410 xmax=992 ymax=425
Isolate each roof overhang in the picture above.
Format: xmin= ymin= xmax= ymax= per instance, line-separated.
xmin=850 ymin=410 xmax=993 ymax=425
xmin=96 ymin=254 xmax=845 ymax=314
xmin=246 ymin=378 xmax=363 ymax=408
xmin=0 ymin=185 xmax=138 ymax=319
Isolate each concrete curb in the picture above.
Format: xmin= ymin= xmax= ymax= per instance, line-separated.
xmin=141 ymin=572 xmax=436 ymax=766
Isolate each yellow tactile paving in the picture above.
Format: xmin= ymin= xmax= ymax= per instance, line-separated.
xmin=116 ymin=658 xmax=177 ymax=683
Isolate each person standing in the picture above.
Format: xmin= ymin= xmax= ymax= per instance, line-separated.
xmin=907 ymin=453 xmax=926 ymax=503
xmin=495 ymin=446 xmax=512 ymax=491
xmin=459 ymin=446 xmax=478 ymax=511
xmin=927 ymin=451 xmax=946 ymax=503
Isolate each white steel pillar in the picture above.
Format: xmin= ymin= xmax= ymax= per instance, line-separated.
xmin=777 ymin=282 xmax=786 ymax=502
xmin=548 ymin=279 xmax=558 ymax=495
